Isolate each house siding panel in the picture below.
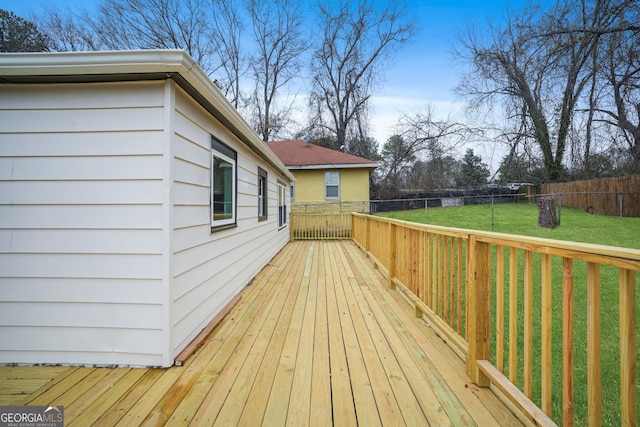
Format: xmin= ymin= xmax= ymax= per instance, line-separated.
xmin=0 ymin=131 xmax=164 ymax=157
xmin=293 ymin=169 xmax=326 ymax=202
xmin=0 ymin=278 xmax=163 ymax=304
xmin=0 ymin=108 xmax=164 ymax=133
xmin=0 ymin=180 xmax=163 ymax=205
xmin=8 ymin=155 xmax=163 ymax=181
xmin=169 ymin=89 xmax=289 ymax=356
xmin=0 ymin=52 xmax=293 ymax=368
xmin=340 ymin=168 xmax=371 ymax=201
xmin=1 ymin=328 xmax=164 ymax=367
xmin=0 ymin=81 xmax=166 ymax=366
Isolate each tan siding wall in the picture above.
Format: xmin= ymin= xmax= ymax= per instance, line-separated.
xmin=292 ymin=170 xmax=326 ymax=202
xmin=292 ymin=168 xmax=370 ymax=203
xmin=340 ymin=168 xmax=371 ymax=201
xmin=291 ymin=168 xmax=371 ymax=213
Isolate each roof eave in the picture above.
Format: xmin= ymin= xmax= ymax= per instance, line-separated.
xmin=287 ymin=163 xmax=378 ymax=170
xmin=0 ymin=50 xmax=295 ymax=182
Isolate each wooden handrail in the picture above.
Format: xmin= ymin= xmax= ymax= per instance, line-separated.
xmin=348 ymin=212 xmax=639 ymax=426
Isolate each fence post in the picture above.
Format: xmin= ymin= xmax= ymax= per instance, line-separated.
xmin=619 ymin=193 xmax=623 ymax=217
xmin=467 ymin=235 xmax=491 ymax=387
xmin=491 ymin=195 xmax=495 ymax=231
xmin=558 ymin=194 xmax=563 ymax=226
xmin=425 ymin=199 xmax=429 ymax=224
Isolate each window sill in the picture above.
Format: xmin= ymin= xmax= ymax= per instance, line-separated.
xmin=211 ymin=223 xmax=237 ymax=233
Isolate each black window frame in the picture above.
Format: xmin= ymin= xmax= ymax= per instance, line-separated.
xmin=210 ymin=137 xmax=237 ymax=231
xmin=277 ymin=180 xmax=287 ymax=229
xmin=258 ymin=167 xmax=268 ymax=221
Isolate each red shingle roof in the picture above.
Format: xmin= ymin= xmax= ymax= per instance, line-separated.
xmin=266 ymin=140 xmax=377 ymax=169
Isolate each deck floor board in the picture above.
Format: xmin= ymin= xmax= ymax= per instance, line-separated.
xmin=0 ymin=241 xmax=527 ymax=426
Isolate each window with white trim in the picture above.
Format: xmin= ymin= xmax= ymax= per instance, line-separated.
xmin=211 ymin=137 xmax=236 ymax=230
xmin=258 ymin=167 xmax=268 ymax=221
xmin=278 ymin=181 xmax=287 ymax=228
xmin=325 ymin=171 xmax=339 ymax=199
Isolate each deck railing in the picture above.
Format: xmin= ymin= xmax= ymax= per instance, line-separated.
xmin=293 ymin=212 xmax=639 ymax=426
xmin=290 ymin=212 xmax=352 ymax=241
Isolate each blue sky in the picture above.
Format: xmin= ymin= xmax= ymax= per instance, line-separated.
xmin=1 ymin=0 xmax=534 ymax=162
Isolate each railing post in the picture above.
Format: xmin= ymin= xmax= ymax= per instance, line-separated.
xmin=365 ymin=215 xmax=371 ymax=253
xmin=467 ymin=235 xmax=491 ymax=387
xmin=351 ymin=213 xmax=355 ymax=240
xmin=620 ymin=268 xmax=636 ymax=427
xmin=389 ymin=222 xmax=397 ymax=289
xmin=587 ymin=262 xmax=602 ymax=424
xmin=290 ymin=212 xmax=294 ymax=242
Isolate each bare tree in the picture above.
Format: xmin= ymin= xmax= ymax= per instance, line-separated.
xmin=376 ymin=106 xmax=466 ymax=195
xmin=596 ymin=17 xmax=640 ymax=171
xmin=32 ymin=7 xmax=98 ymax=52
xmin=90 ymin=0 xmax=218 ymax=74
xmin=309 ymin=0 xmax=414 ymax=152
xmin=456 ymin=1 xmax=615 ymax=181
xmin=246 ymin=0 xmax=308 ymax=141
xmin=210 ymin=0 xmax=245 ymax=108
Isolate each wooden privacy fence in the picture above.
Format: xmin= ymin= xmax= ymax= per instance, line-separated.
xmin=350 ymin=212 xmax=639 ymax=426
xmin=542 ymin=175 xmax=640 ymax=217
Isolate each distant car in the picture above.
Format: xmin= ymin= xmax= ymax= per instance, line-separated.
xmin=506 ymin=182 xmax=534 ymax=191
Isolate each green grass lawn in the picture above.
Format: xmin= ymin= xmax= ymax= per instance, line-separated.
xmin=377 ymin=202 xmax=640 ymax=249
xmin=376 ymin=203 xmax=640 ymax=425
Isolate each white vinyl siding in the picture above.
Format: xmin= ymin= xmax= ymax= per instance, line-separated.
xmin=0 ymin=81 xmax=166 ymax=366
xmin=0 ymin=71 xmax=292 ymax=368
xmin=170 ymin=89 xmax=290 ymax=358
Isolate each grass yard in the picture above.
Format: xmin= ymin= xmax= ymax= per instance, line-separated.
xmin=376 ymin=203 xmax=640 ymax=425
xmin=377 ymin=202 xmax=640 ymax=249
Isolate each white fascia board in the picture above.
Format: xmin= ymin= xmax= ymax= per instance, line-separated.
xmin=0 ymin=49 xmax=190 ymax=76
xmin=0 ymin=50 xmax=294 ymax=182
xmin=288 ymin=163 xmax=378 ymax=170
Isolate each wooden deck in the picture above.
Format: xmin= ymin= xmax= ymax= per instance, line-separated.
xmin=0 ymin=241 xmax=527 ymax=426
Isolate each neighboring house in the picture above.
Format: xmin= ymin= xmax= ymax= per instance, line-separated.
xmin=0 ymin=50 xmax=294 ymax=368
xmin=267 ymin=140 xmax=377 ymax=212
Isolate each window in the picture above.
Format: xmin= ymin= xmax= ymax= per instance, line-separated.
xmin=211 ymin=137 xmax=236 ymax=230
xmin=278 ymin=181 xmax=287 ymax=228
xmin=258 ymin=167 xmax=267 ymax=221
xmin=325 ymin=171 xmax=339 ymax=199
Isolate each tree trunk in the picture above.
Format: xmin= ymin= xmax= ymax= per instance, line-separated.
xmin=537 ymin=197 xmax=558 ymax=228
